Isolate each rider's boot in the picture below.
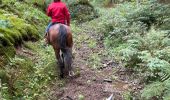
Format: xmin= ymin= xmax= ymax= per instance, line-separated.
xmin=43 ymin=32 xmax=49 ymax=46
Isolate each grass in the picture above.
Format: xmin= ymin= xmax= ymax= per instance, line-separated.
xmin=88 ymin=53 xmax=102 ymax=69
xmin=87 ymin=38 xmax=96 ymax=48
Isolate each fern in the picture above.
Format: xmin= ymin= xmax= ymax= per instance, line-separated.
xmin=141 ymin=81 xmax=165 ymax=99
xmin=0 ymin=20 xmax=12 ymax=28
xmin=163 ymin=80 xmax=170 ymax=100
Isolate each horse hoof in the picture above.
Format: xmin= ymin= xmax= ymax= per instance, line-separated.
xmin=69 ymin=71 xmax=75 ymax=77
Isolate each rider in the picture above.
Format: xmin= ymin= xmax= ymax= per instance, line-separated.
xmin=44 ymin=0 xmax=70 ymax=43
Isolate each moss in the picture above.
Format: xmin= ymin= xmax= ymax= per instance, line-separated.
xmin=0 ymin=14 xmax=41 ymax=47
xmin=1 ymin=0 xmax=48 ymax=33
xmin=0 ymin=28 xmax=23 ymax=46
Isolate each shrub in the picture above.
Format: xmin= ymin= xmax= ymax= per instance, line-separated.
xmin=68 ymin=0 xmax=98 ymax=22
xmin=113 ymin=2 xmax=170 ymax=99
xmin=88 ymin=1 xmax=170 ymax=47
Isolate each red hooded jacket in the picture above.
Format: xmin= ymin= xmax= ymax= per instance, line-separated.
xmin=47 ymin=1 xmax=70 ymax=26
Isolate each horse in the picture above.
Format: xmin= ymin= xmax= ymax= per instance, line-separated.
xmin=45 ymin=23 xmax=74 ymax=78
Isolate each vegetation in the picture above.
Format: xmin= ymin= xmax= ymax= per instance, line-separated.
xmin=0 ymin=0 xmax=49 ymax=65
xmin=44 ymin=0 xmax=98 ymax=22
xmin=87 ymin=0 xmax=170 ymax=99
xmin=68 ymin=0 xmax=98 ymax=22
xmin=0 ymin=0 xmax=53 ymax=99
xmin=1 ymin=42 xmax=58 ymax=99
xmin=0 ymin=0 xmax=170 ymax=99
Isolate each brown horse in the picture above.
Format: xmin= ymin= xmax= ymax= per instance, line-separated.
xmin=46 ymin=23 xmax=73 ymax=78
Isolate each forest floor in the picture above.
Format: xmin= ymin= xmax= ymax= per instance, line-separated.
xmin=46 ymin=23 xmax=142 ymax=100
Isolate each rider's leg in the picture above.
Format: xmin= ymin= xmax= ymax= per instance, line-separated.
xmin=45 ymin=22 xmax=53 ymax=35
xmin=44 ymin=22 xmax=53 ymax=44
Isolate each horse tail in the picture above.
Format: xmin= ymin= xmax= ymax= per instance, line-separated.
xmin=58 ymin=24 xmax=67 ymax=52
xmin=58 ymin=24 xmax=73 ymax=75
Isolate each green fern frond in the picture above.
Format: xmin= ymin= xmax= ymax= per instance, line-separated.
xmin=141 ymin=82 xmax=165 ymax=99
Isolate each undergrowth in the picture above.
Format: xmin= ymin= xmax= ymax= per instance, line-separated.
xmin=1 ymin=41 xmax=59 ymax=99
xmin=0 ymin=0 xmax=54 ymax=99
xmin=86 ymin=0 xmax=170 ymax=99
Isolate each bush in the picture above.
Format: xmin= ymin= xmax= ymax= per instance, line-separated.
xmin=88 ymin=1 xmax=170 ymax=47
xmin=109 ymin=2 xmax=170 ymax=99
xmin=68 ymin=0 xmax=98 ymax=22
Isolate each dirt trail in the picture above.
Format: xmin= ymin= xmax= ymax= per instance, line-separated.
xmin=48 ymin=24 xmax=137 ymax=100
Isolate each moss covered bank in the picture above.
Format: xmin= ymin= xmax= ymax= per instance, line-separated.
xmin=0 ymin=0 xmax=49 ymax=66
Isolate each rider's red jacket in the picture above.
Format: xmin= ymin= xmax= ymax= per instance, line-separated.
xmin=47 ymin=1 xmax=70 ymax=26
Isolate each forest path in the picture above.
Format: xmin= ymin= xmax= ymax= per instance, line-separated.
xmin=48 ymin=23 xmax=137 ymax=100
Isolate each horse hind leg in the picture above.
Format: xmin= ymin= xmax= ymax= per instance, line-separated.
xmin=68 ymin=48 xmax=75 ymax=76
xmin=59 ymin=57 xmax=64 ymax=78
xmin=63 ymin=48 xmax=74 ymax=76
xmin=54 ymin=48 xmax=64 ymax=78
